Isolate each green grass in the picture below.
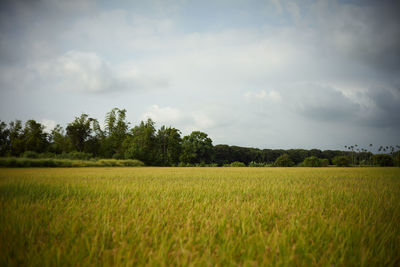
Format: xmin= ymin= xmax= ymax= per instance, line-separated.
xmin=0 ymin=167 xmax=399 ymax=266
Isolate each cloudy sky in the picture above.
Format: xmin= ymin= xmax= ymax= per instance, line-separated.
xmin=0 ymin=0 xmax=399 ymax=150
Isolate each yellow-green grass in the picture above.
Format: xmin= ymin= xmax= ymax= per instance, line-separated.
xmin=0 ymin=167 xmax=399 ymax=266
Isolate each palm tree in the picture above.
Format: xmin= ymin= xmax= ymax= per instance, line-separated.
xmin=349 ymin=146 xmax=355 ymax=165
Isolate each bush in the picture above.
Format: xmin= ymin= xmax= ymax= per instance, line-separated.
xmin=38 ymin=152 xmax=56 ymax=158
xmin=274 ymin=154 xmax=294 ymax=167
xmin=320 ymin=158 xmax=329 ymax=167
xmin=301 ymin=156 xmax=329 ymax=167
xmin=248 ymin=161 xmax=267 ymax=167
xmin=332 ymin=156 xmax=351 ymax=167
xmin=112 ymin=153 xmax=123 ymax=160
xmin=57 ymin=151 xmax=93 ymax=160
xmin=301 ymin=156 xmax=321 ymax=167
xmin=178 ymin=162 xmax=194 ymax=167
xmin=372 ymin=154 xmax=394 ymax=167
xmin=22 ymin=151 xmax=39 ymax=158
xmin=230 ymin=161 xmax=246 ymax=167
xmin=207 ymin=163 xmax=219 ymax=167
xmin=0 ymin=157 xmax=145 ymax=168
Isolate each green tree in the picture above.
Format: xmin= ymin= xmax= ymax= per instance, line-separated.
xmin=320 ymin=158 xmax=329 ymax=167
xmin=124 ymin=118 xmax=156 ymax=164
xmin=84 ymin=119 xmax=103 ymax=156
xmin=180 ymin=131 xmax=214 ymax=164
xmin=302 ymin=156 xmax=322 ymax=167
xmin=214 ymin=144 xmax=233 ymax=165
xmin=287 ymin=149 xmax=308 ymax=164
xmin=23 ymin=120 xmax=49 ymax=153
xmin=0 ymin=121 xmax=10 ymax=156
xmin=156 ymin=126 xmax=182 ymax=166
xmin=372 ymin=154 xmax=394 ymax=167
xmin=50 ymin=125 xmax=72 ymax=154
xmin=66 ymin=114 xmax=100 ymax=153
xmin=394 ymin=152 xmax=400 ymax=167
xmin=274 ymin=154 xmax=294 ymax=167
xmin=332 ymin=156 xmax=351 ymax=167
xmin=103 ymin=108 xmax=129 ymax=158
xmin=8 ymin=120 xmax=24 ymax=156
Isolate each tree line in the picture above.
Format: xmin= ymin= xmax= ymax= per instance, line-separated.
xmin=0 ymin=108 xmax=399 ymax=166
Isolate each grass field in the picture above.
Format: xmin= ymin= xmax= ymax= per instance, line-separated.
xmin=0 ymin=167 xmax=399 ymax=266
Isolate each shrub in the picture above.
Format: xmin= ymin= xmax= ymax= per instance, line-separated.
xmin=332 ymin=156 xmax=351 ymax=167
xmin=230 ymin=161 xmax=246 ymax=167
xmin=0 ymin=157 xmax=145 ymax=168
xmin=320 ymin=158 xmax=329 ymax=167
xmin=248 ymin=161 xmax=267 ymax=167
xmin=372 ymin=154 xmax=394 ymax=167
xmin=301 ymin=156 xmax=321 ymax=167
xmin=3 ymin=158 xmax=17 ymax=167
xmin=178 ymin=162 xmax=194 ymax=167
xmin=207 ymin=163 xmax=219 ymax=167
xmin=57 ymin=151 xmax=93 ymax=160
xmin=274 ymin=154 xmax=294 ymax=167
xmin=22 ymin=151 xmax=39 ymax=158
xmin=38 ymin=152 xmax=56 ymax=158
xmin=112 ymin=153 xmax=123 ymax=160
xmin=301 ymin=156 xmax=329 ymax=167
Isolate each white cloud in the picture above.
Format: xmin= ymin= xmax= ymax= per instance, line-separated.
xmin=141 ymin=105 xmax=184 ymax=126
xmin=192 ymin=112 xmax=215 ymax=130
xmin=41 ymin=119 xmax=57 ymax=133
xmin=245 ymin=90 xmax=282 ymax=102
xmin=1 ymin=0 xmax=399 ymax=149
xmin=50 ymin=51 xmax=115 ymax=93
xmin=34 ymin=50 xmax=168 ymax=93
xmin=140 ymin=105 xmax=215 ymax=134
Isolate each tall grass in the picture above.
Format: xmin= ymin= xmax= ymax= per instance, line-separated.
xmin=0 ymin=167 xmax=399 ymax=266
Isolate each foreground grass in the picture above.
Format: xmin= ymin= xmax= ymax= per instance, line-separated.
xmin=0 ymin=167 xmax=399 ymax=266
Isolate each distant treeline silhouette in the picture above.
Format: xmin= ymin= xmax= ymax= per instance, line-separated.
xmin=1 ymin=108 xmax=399 ymax=166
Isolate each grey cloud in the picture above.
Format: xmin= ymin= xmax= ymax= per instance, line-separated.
xmin=278 ymin=83 xmax=400 ymax=129
xmin=0 ymin=0 xmax=399 ymax=149
xmin=360 ymin=88 xmax=400 ymax=128
xmin=288 ymin=84 xmax=361 ymax=122
xmin=0 ymin=0 xmax=94 ymax=62
xmin=308 ymin=0 xmax=400 ymax=74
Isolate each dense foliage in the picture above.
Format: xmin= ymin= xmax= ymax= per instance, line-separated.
xmin=332 ymin=156 xmax=351 ymax=167
xmin=0 ymin=158 xmax=144 ymax=168
xmin=301 ymin=156 xmax=329 ymax=167
xmin=229 ymin=161 xmax=246 ymax=167
xmin=0 ymin=108 xmax=398 ymax=166
xmin=372 ymin=154 xmax=394 ymax=166
xmin=274 ymin=154 xmax=294 ymax=167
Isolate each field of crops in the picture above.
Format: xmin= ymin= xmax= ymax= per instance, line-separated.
xmin=0 ymin=167 xmax=399 ymax=266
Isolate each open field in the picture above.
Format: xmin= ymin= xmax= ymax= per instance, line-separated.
xmin=0 ymin=167 xmax=399 ymax=266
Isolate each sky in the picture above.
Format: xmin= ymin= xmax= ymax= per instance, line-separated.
xmin=0 ymin=0 xmax=399 ymax=150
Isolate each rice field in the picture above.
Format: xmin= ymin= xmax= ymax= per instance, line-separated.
xmin=0 ymin=167 xmax=399 ymax=266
